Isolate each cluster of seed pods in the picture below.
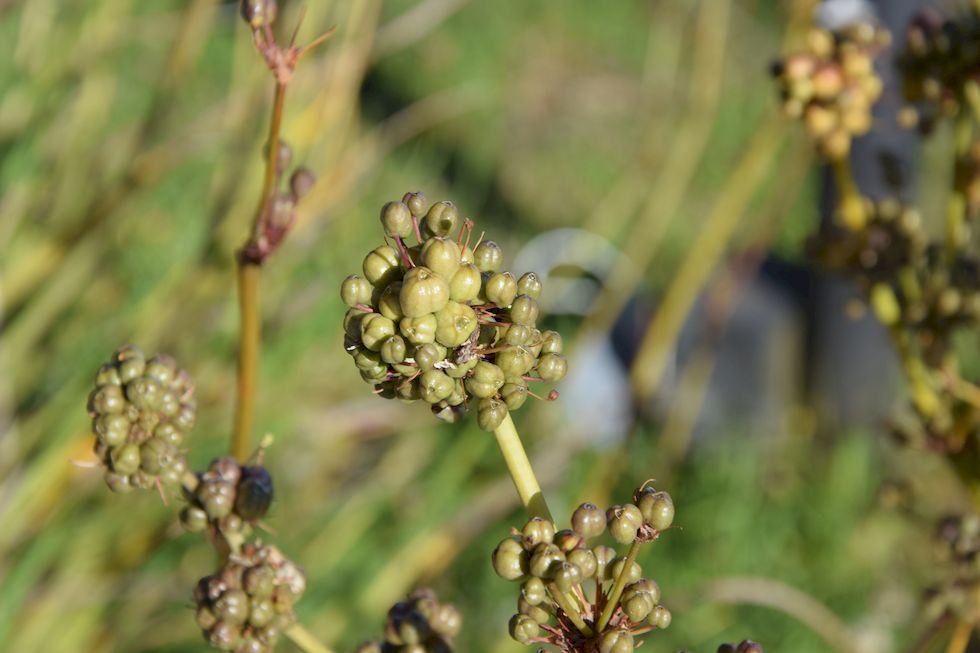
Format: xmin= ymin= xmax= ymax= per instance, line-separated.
xmin=492 ymin=485 xmax=674 ymax=653
xmin=353 ymin=588 xmax=462 ymax=653
xmin=180 ymin=456 xmax=274 ymax=540
xmin=342 ymin=192 xmax=567 ymax=430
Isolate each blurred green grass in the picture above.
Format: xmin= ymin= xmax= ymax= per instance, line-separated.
xmin=0 ymin=1 xmax=956 ymax=652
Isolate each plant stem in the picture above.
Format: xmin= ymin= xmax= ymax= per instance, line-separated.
xmin=231 ymin=82 xmax=287 ymax=461
xmin=286 ymin=624 xmax=336 ymax=653
xmin=547 ymin=582 xmax=595 ymax=637
xmin=831 ymin=156 xmax=866 ymax=231
xmin=596 ymin=540 xmax=641 ymax=632
xmin=492 ymin=412 xmax=553 ymax=522
xmin=946 ymin=621 xmax=973 ymax=653
xmin=946 ymin=108 xmax=973 ymax=259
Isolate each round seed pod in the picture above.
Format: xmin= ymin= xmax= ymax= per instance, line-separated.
xmin=413 ymin=343 xmax=445 ymax=371
xmin=571 ymin=502 xmax=606 ymax=540
xmin=509 ymin=294 xmax=540 ymax=326
xmin=381 ymin=335 xmax=407 ymax=365
xmin=181 ymin=505 xmax=210 ymax=533
xmin=598 ymin=628 xmax=634 ymax=653
xmin=400 ymin=266 xmax=450 ymax=318
xmin=553 ymin=528 xmax=582 ymax=553
xmin=425 ymin=201 xmax=459 ymax=237
xmin=381 ymin=201 xmax=414 ymax=239
xmin=607 ymin=556 xmax=642 ymax=584
xmin=567 ymin=548 xmax=598 ymax=578
xmin=400 ymin=314 xmax=438 ymax=345
xmin=477 ymin=397 xmax=508 ymax=431
xmin=378 ymin=283 xmax=405 ymax=321
xmin=403 ymin=191 xmax=427 ymax=217
xmin=521 ymin=517 xmax=556 ymax=549
xmin=361 ymin=313 xmax=396 ymax=351
xmin=622 ymin=589 xmax=655 ymax=623
xmin=363 ymin=246 xmax=402 ymax=288
xmin=501 ymin=381 xmax=528 ymax=410
xmin=504 ymin=324 xmax=532 ymax=346
xmin=485 ymin=272 xmax=518 ymax=307
xmin=434 ymin=301 xmax=479 ymax=347
xmin=650 ymin=604 xmax=672 ymax=629
xmin=240 ymin=0 xmax=278 ymax=28
xmin=521 ymin=577 xmax=547 ymax=605
xmin=518 ymin=596 xmax=550 ymax=625
xmin=517 ymin=272 xmax=543 ymax=298
xmin=529 ymin=542 xmax=564 ymax=579
xmin=593 ymin=544 xmax=616 ymax=578
xmin=465 ymin=361 xmax=505 ymax=399
xmin=419 ymin=370 xmax=454 ymax=403
xmin=450 ymin=263 xmax=482 ymax=303
xmin=607 ymin=504 xmax=644 ymax=545
xmin=536 ymin=353 xmax=567 ymax=383
xmin=540 ymin=330 xmax=562 ymax=354
xmin=493 ymin=538 xmax=528 ymax=581
xmin=474 ymin=240 xmax=503 ymax=273
xmin=552 ymin=560 xmax=582 ymax=592
xmin=509 ymin=614 xmax=539 ymax=645
xmin=496 ymin=346 xmax=535 ymax=378
xmin=636 ymin=490 xmax=675 ymax=530
xmin=445 ymin=356 xmax=478 ymax=379
xmin=421 ymin=237 xmax=462 ymax=280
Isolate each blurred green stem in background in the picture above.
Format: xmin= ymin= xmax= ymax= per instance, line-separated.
xmin=492 ymin=413 xmax=553 ymax=522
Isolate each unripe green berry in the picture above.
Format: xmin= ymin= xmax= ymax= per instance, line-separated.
xmin=607 ymin=504 xmax=644 ymax=544
xmin=536 ymin=352 xmax=567 ymax=383
xmin=421 ymin=237 xmax=462 ymax=280
xmin=521 ymin=577 xmax=547 ymax=605
xmin=341 ymin=275 xmax=373 ymax=308
xmin=593 ymin=544 xmax=616 ymax=578
xmin=378 ymin=282 xmax=405 ymax=321
xmin=434 ymin=301 xmax=478 ymax=347
xmin=518 ymin=596 xmax=551 ymax=624
xmin=381 ymin=335 xmax=407 ymax=364
xmin=449 ymin=263 xmax=482 ymax=303
xmin=598 ymin=628 xmax=634 ymax=653
xmin=215 ymin=589 xmax=250 ymax=624
xmin=492 ymin=538 xmax=528 ymax=581
xmin=637 ymin=490 xmax=674 ymax=530
xmin=496 ymin=346 xmax=535 ymax=378
xmin=95 ymin=363 xmax=122 ymax=387
xmin=363 ymin=246 xmax=401 ymax=288
xmin=445 ymin=356 xmax=478 ymax=378
xmin=622 ymin=590 xmax=654 ymax=622
xmin=181 ymin=505 xmax=209 ymax=532
xmin=413 ymin=343 xmax=445 ymax=370
xmin=517 ymin=272 xmax=543 ymax=298
xmin=521 ymin=517 xmax=556 ymax=549
xmin=381 ymin=201 xmax=414 ymax=239
xmin=430 ymin=604 xmax=462 ymax=638
xmin=419 ymin=369 xmax=454 ymax=403
xmin=504 ymin=324 xmax=532 ymax=346
xmin=111 ymin=443 xmax=141 ymax=475
xmin=90 ymin=385 xmax=125 ymax=414
xmin=529 ymin=542 xmax=565 ymax=578
xmin=509 ymin=294 xmax=539 ymax=326
xmin=474 ymin=240 xmax=503 ymax=273
xmin=477 ymin=397 xmax=508 ymax=431
xmin=465 ymin=361 xmax=505 ymax=399
xmin=501 ymin=381 xmax=528 ymax=410
xmin=404 ymin=191 xmax=426 ymax=216
xmin=567 ymin=548 xmax=597 ymax=578
xmin=650 ymin=604 xmax=671 ymax=629
xmin=553 ymin=528 xmax=582 ymax=552
xmin=400 ymin=266 xmax=450 ymax=318
xmin=400 ymin=314 xmax=438 ymax=345
xmin=552 ymin=560 xmax=582 ymax=592
xmin=244 ymin=565 xmax=276 ymax=597
xmin=572 ymin=502 xmax=606 ymax=539
xmin=208 ymin=620 xmax=241 ymax=651
xmin=540 ymin=330 xmax=562 ymax=354
xmin=360 ymin=313 xmax=396 ymax=351
xmin=607 ymin=556 xmax=642 ymax=583
xmin=508 ymin=614 xmax=539 ymax=644
xmin=200 ymin=480 xmax=235 ymax=519
xmin=96 ymin=414 xmax=130 ymax=447
xmin=486 ymin=271 xmax=518 ymax=307
xmin=144 ymin=355 xmax=177 ymax=387
xmin=196 ymin=605 xmax=218 ymax=630
xmin=425 ymin=201 xmax=459 ymax=237
xmin=104 ymin=472 xmax=133 ymax=493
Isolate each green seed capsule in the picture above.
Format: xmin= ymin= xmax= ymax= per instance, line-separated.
xmin=650 ymin=604 xmax=671 ymax=629
xmin=425 ymin=201 xmax=459 ymax=237
xmin=598 ymin=628 xmax=634 ymax=653
xmin=517 ymin=272 xmax=543 ymax=298
xmin=434 ymin=301 xmax=478 ymax=347
xmin=474 ymin=240 xmax=503 ymax=273
xmin=508 ymin=614 xmax=539 ymax=645
xmin=196 ymin=605 xmax=218 ymax=630
xmin=139 ymin=437 xmax=173 ymax=474
xmin=465 ymin=361 xmax=505 ymax=399
xmin=104 ymin=472 xmax=134 ymax=493
xmin=399 ymin=314 xmax=438 ymax=345
xmin=111 ymin=443 xmax=141 ymax=475
xmin=509 ymin=294 xmax=539 ymax=326
xmin=623 ymin=578 xmax=661 ymax=606
xmin=344 ymin=308 xmax=366 ymax=339
xmin=522 ymin=517 xmax=556 ymax=548
xmin=96 ymin=414 xmax=131 ymax=447
xmin=637 ymin=490 xmax=674 ymax=530
xmin=413 ymin=343 xmax=444 ymax=370
xmin=607 ymin=504 xmax=644 ymax=544
xmin=208 ymin=619 xmax=241 ymax=651
xmin=477 ymin=397 xmax=508 ymax=431
xmin=354 ymin=348 xmax=384 ymax=372
xmin=518 ymin=596 xmax=551 ymax=624
xmin=90 ymin=385 xmax=126 ymax=414
xmin=118 ymin=358 xmax=146 ymax=384
xmin=450 ymin=264 xmax=482 ymax=303
xmin=529 ymin=542 xmax=564 ymax=579
xmin=568 ymin=548 xmax=597 ymax=578
xmin=504 ymin=324 xmax=532 ymax=346
xmin=445 ymin=356 xmax=478 ymax=378
xmin=381 ymin=201 xmax=414 ymax=239
xmin=341 ymin=275 xmax=373 ymax=308
xmin=144 ymin=355 xmax=177 ymax=387
xmin=536 ymin=352 xmax=567 ymax=382
xmin=421 ymin=237 xmax=462 ymax=280
xmin=243 ymin=565 xmax=276 ymax=597
xmin=181 ymin=505 xmax=210 ymax=533
xmin=540 ymin=330 xmax=563 ymax=354
xmin=381 ymin=335 xmax=407 ymax=364
xmin=125 ymin=377 xmax=162 ymax=411
xmin=572 ymin=503 xmax=606 ymax=540
xmin=360 ymin=313 xmax=396 ymax=351
xmin=553 ymin=561 xmax=583 ymax=593
xmin=419 ymin=369 xmax=454 ymax=403
xmin=623 ymin=591 xmax=654 ymax=623
xmin=400 ymin=266 xmax=450 ymax=318
xmin=607 ymin=556 xmax=642 ymax=584
xmin=553 ymin=528 xmax=582 ymax=552
xmin=496 ymin=346 xmax=535 ymax=378
xmin=215 ymin=589 xmax=250 ymax=624
xmin=95 ymin=363 xmax=122 ymax=387
xmin=199 ymin=480 xmax=235 ymax=519
xmin=378 ymin=282 xmax=405 ymax=321
xmin=521 ymin=577 xmax=547 ymax=605
xmin=363 ymin=246 xmax=402 ymax=288
xmin=501 ymin=381 xmax=528 ymax=410
xmin=486 ymin=271 xmax=518 ymax=307
xmin=431 ymin=604 xmax=462 ymax=638
xmin=593 ymin=544 xmax=616 ymax=578
xmin=492 ymin=538 xmax=528 ymax=581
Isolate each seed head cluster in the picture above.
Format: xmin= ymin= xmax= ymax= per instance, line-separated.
xmin=354 ymin=588 xmax=462 ymax=653
xmin=492 ymin=485 xmax=675 ymax=653
xmin=194 ymin=542 xmax=306 ymax=653
xmin=342 ymin=192 xmax=566 ymax=430
xmin=771 ymin=25 xmax=888 ymax=159
xmin=180 ymin=456 xmax=274 ymax=539
xmin=87 ymin=345 xmax=195 ymax=493
xmin=715 ymin=641 xmax=764 ymax=653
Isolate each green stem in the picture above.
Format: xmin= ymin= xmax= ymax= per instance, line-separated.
xmin=831 ymin=156 xmax=866 ymax=231
xmin=547 ymin=582 xmax=595 ymax=637
xmin=232 ymin=262 xmax=261 ymax=461
xmin=596 ymin=540 xmax=641 ymax=632
xmin=492 ymin=412 xmax=553 ymax=521
xmin=286 ymin=624 xmax=336 ymax=653
xmin=946 ymin=107 xmax=972 ymax=259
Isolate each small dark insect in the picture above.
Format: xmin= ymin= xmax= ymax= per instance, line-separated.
xmin=235 ymin=465 xmax=274 ymax=521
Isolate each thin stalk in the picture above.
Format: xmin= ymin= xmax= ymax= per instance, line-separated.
xmin=946 ymin=621 xmax=972 ymax=653
xmin=596 ymin=540 xmax=641 ymax=632
xmin=831 ymin=156 xmax=866 ymax=231
xmin=492 ymin=412 xmax=553 ymax=521
xmin=286 ymin=624 xmax=336 ymax=653
xmin=946 ymin=109 xmax=972 ymax=258
xmin=231 ymin=82 xmax=287 ymax=461
xmin=547 ymin=582 xmax=595 ymax=637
